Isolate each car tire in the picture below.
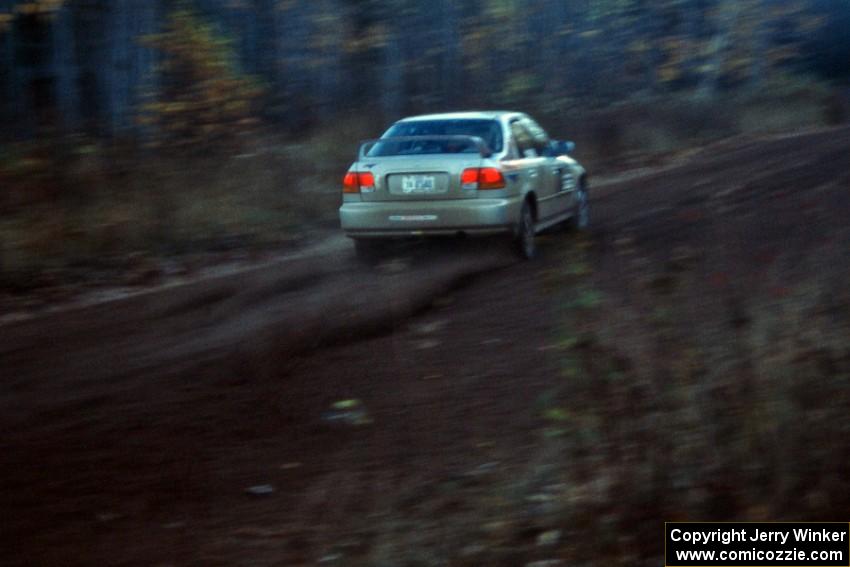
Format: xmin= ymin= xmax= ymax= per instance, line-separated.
xmin=569 ymin=177 xmax=590 ymax=231
xmin=514 ymin=201 xmax=536 ymax=259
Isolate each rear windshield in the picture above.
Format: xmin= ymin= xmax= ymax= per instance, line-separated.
xmin=372 ymin=119 xmax=503 ymax=156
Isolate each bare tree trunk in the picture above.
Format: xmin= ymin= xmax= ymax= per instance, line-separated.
xmin=313 ymin=0 xmax=343 ymax=123
xmin=236 ymin=1 xmax=259 ymax=75
xmin=698 ymin=0 xmax=741 ymax=98
xmin=134 ymin=1 xmax=162 ymax=138
xmin=539 ymin=0 xmax=569 ymax=97
xmin=0 ymin=13 xmax=21 ymax=139
xmin=437 ymin=0 xmax=460 ymax=109
xmin=381 ymin=27 xmax=404 ymax=122
xmin=631 ymin=0 xmax=661 ymax=95
xmin=253 ymin=0 xmax=277 ymax=80
xmin=101 ymin=0 xmax=117 ymax=134
xmin=748 ymin=0 xmax=769 ymax=89
xmin=282 ymin=2 xmax=313 ymax=129
xmin=51 ymin=3 xmax=79 ymax=131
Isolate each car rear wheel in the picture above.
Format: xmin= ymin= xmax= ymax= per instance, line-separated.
xmin=570 ymin=178 xmax=590 ymax=231
xmin=514 ymin=201 xmax=536 ymax=259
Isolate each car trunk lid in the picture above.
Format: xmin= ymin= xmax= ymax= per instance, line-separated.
xmin=355 ymin=136 xmax=491 ymax=202
xmin=357 ymin=155 xmax=483 ymax=201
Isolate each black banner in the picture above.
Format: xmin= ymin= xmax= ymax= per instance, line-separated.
xmin=665 ymin=523 xmax=850 ymax=567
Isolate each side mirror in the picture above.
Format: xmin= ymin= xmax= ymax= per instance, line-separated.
xmin=548 ymin=140 xmax=576 ymax=156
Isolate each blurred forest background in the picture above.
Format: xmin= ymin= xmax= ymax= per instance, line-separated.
xmin=0 ymin=0 xmax=849 ymax=292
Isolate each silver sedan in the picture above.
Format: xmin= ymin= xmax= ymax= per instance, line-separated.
xmin=339 ymin=111 xmax=588 ymax=259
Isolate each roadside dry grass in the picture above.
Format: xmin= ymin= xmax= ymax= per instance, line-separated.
xmin=519 ymin=189 xmax=850 ymax=564
xmin=0 ymin=118 xmax=375 ymax=295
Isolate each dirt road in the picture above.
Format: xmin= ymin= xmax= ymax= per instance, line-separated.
xmin=2 ymin=125 xmax=849 ymax=566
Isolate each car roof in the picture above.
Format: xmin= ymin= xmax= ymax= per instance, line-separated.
xmin=396 ymin=111 xmax=521 ymax=122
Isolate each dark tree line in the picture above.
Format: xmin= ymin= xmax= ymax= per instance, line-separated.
xmin=0 ymin=0 xmax=845 ymax=140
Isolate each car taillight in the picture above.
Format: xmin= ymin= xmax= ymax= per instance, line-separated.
xmin=478 ymin=167 xmax=505 ymax=189
xmin=343 ymin=171 xmax=375 ymax=193
xmin=461 ymin=168 xmax=479 ymax=189
xmin=343 ymin=172 xmax=359 ymax=193
xmin=461 ymin=167 xmax=506 ymax=190
xmin=358 ymin=172 xmax=375 ymax=188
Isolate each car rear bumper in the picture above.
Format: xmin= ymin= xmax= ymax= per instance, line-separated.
xmin=339 ymin=197 xmax=522 ymax=238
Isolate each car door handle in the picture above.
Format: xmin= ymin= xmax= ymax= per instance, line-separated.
xmin=529 ymin=171 xmax=539 ymax=178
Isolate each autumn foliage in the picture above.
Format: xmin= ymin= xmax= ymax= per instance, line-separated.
xmin=139 ymin=6 xmax=263 ymax=153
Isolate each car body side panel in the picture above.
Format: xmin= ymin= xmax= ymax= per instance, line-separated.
xmin=497 ymin=156 xmax=535 ymax=223
xmin=533 ymin=155 xmax=566 ymax=222
xmin=502 ymin=118 xmax=545 ymax=220
xmin=556 ymin=157 xmax=585 ymax=210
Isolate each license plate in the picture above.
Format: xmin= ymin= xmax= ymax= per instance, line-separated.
xmin=401 ymin=175 xmax=436 ymax=193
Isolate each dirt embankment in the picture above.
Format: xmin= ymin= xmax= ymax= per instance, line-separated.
xmin=1 ymin=125 xmax=849 ymax=566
